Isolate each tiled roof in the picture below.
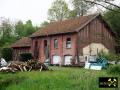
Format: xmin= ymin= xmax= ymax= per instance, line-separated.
xmin=11 ymin=37 xmax=31 ymax=48
xmin=30 ymin=14 xmax=99 ymax=37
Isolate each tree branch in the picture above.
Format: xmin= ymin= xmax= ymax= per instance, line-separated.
xmin=102 ymin=0 xmax=120 ymax=9
xmin=85 ymin=0 xmax=120 ymax=13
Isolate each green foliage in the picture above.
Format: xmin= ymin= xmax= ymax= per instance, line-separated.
xmin=98 ymin=51 xmax=120 ymax=62
xmin=40 ymin=21 xmax=49 ymax=28
xmin=48 ymin=0 xmax=69 ymax=21
xmin=24 ymin=20 xmax=36 ymax=36
xmin=15 ymin=21 xmax=25 ymax=39
xmin=0 ymin=75 xmax=26 ymax=90
xmin=0 ymin=18 xmax=37 ymax=50
xmin=15 ymin=20 xmax=37 ymax=39
xmin=104 ymin=8 xmax=120 ymax=45
xmin=68 ymin=10 xmax=77 ymax=19
xmin=20 ymin=53 xmax=33 ymax=62
xmin=107 ymin=64 xmax=120 ymax=75
xmin=71 ymin=0 xmax=93 ymax=16
xmin=0 ymin=67 xmax=119 ymax=90
xmin=0 ymin=18 xmax=16 ymax=47
xmin=1 ymin=48 xmax=13 ymax=61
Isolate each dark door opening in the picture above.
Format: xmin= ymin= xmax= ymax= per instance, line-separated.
xmin=34 ymin=41 xmax=39 ymax=59
xmin=44 ymin=40 xmax=49 ymax=59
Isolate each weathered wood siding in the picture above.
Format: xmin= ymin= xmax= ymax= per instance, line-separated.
xmin=78 ymin=16 xmax=115 ymax=55
xmin=12 ymin=47 xmax=30 ymax=61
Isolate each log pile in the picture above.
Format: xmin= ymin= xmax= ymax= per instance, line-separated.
xmin=0 ymin=60 xmax=49 ymax=73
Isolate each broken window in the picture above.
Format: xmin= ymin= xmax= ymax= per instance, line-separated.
xmin=54 ymin=39 xmax=58 ymax=49
xmin=66 ymin=38 xmax=71 ymax=48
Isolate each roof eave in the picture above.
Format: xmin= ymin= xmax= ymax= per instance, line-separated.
xmin=75 ymin=13 xmax=100 ymax=32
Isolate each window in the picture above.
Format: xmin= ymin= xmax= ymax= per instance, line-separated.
xmin=54 ymin=39 xmax=58 ymax=49
xmin=34 ymin=41 xmax=39 ymax=59
xmin=44 ymin=40 xmax=47 ymax=54
xmin=44 ymin=40 xmax=49 ymax=58
xmin=44 ymin=40 xmax=47 ymax=47
xmin=66 ymin=38 xmax=71 ymax=48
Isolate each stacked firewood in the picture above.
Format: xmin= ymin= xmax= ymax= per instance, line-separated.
xmin=0 ymin=60 xmax=49 ymax=73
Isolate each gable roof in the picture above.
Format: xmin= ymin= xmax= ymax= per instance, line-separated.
xmin=11 ymin=37 xmax=31 ymax=48
xmin=30 ymin=14 xmax=100 ymax=38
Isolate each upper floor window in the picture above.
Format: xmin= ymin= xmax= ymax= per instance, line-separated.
xmin=66 ymin=38 xmax=71 ymax=48
xmin=54 ymin=39 xmax=58 ymax=49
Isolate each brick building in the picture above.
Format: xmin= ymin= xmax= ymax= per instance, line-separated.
xmin=12 ymin=14 xmax=115 ymax=65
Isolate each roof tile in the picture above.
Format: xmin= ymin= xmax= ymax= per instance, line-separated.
xmin=11 ymin=37 xmax=31 ymax=48
xmin=30 ymin=14 xmax=98 ymax=37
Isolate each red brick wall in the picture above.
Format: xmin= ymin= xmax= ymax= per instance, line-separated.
xmin=31 ymin=33 xmax=77 ymax=64
xmin=31 ymin=16 xmax=115 ymax=63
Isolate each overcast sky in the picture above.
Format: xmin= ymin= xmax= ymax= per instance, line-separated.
xmin=0 ymin=0 xmax=119 ymax=26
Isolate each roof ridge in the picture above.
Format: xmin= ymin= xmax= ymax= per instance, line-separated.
xmin=30 ymin=13 xmax=100 ymax=38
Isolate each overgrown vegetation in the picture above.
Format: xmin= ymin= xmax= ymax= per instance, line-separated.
xmin=0 ymin=67 xmax=119 ymax=90
xmin=98 ymin=51 xmax=120 ymax=62
xmin=1 ymin=48 xmax=13 ymax=61
xmin=104 ymin=8 xmax=120 ymax=46
xmin=0 ymin=18 xmax=38 ymax=48
xmin=0 ymin=74 xmax=26 ymax=90
xmin=107 ymin=64 xmax=120 ymax=75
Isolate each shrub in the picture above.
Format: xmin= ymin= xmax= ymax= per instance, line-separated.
xmin=1 ymin=48 xmax=13 ymax=61
xmin=98 ymin=51 xmax=120 ymax=62
xmin=19 ymin=53 xmax=33 ymax=62
xmin=107 ymin=64 xmax=120 ymax=75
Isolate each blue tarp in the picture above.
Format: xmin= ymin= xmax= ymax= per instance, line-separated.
xmin=90 ymin=57 xmax=108 ymax=69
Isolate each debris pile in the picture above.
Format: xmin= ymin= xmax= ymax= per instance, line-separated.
xmin=0 ymin=60 xmax=49 ymax=73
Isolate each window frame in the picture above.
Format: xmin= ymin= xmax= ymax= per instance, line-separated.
xmin=54 ymin=39 xmax=58 ymax=49
xmin=66 ymin=37 xmax=72 ymax=49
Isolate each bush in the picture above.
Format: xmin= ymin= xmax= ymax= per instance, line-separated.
xmin=20 ymin=53 xmax=33 ymax=62
xmin=98 ymin=51 xmax=120 ymax=62
xmin=1 ymin=48 xmax=13 ymax=61
xmin=107 ymin=64 xmax=120 ymax=75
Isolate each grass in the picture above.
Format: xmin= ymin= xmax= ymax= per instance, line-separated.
xmin=0 ymin=66 xmax=119 ymax=90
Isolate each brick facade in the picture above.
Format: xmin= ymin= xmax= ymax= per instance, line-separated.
xmin=12 ymin=14 xmax=115 ymax=64
xmin=31 ymin=33 xmax=77 ymax=64
xmin=31 ymin=15 xmax=115 ymax=64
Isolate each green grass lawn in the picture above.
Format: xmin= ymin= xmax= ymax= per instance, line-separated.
xmin=0 ymin=67 xmax=119 ymax=90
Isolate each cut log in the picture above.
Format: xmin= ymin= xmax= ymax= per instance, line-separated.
xmin=0 ymin=60 xmax=49 ymax=72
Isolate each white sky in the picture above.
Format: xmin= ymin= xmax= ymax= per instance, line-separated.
xmin=0 ymin=0 xmax=119 ymax=26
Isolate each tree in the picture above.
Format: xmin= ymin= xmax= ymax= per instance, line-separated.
xmin=24 ymin=20 xmax=36 ymax=36
xmin=68 ymin=10 xmax=78 ymax=19
xmin=85 ymin=0 xmax=120 ymax=13
xmin=71 ymin=0 xmax=93 ymax=17
xmin=48 ymin=0 xmax=69 ymax=21
xmin=15 ymin=20 xmax=25 ymax=39
xmin=40 ymin=21 xmax=49 ymax=28
xmin=104 ymin=8 xmax=120 ymax=45
xmin=0 ymin=18 xmax=15 ymax=47
xmin=15 ymin=20 xmax=36 ymax=38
